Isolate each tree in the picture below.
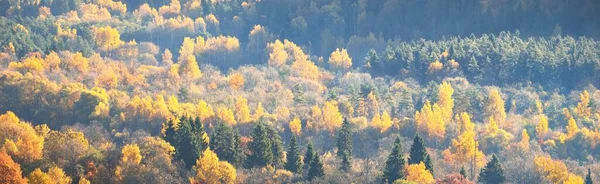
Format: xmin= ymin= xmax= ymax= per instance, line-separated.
xmin=229 ymin=72 xmax=245 ymax=91
xmin=586 ymin=168 xmax=593 ymax=184
xmin=0 ymin=111 xmax=44 ymax=163
xmin=576 ymin=90 xmax=592 ymax=119
xmin=121 ymin=144 xmax=142 ymax=164
xmin=192 ymin=149 xmax=236 ymax=184
xmin=307 ymin=152 xmax=325 ymax=181
xmin=179 ymin=55 xmax=201 ymax=79
xmin=166 ymin=116 xmax=208 ymax=168
xmin=0 ymin=152 xmax=26 ymax=184
xmin=437 ymin=82 xmax=454 ymax=122
xmin=94 ymin=26 xmax=123 ymax=51
xmin=289 ymin=117 xmax=302 ymax=136
xmin=460 ymin=166 xmax=467 ymax=178
xmin=336 ymin=118 xmax=353 ymax=172
xmin=28 ymin=168 xmax=52 ymax=184
xmin=284 ymin=135 xmax=302 ymax=173
xmin=328 ymin=48 xmax=352 ymax=72
xmin=383 ymin=137 xmax=406 ymax=184
xmin=478 ymin=155 xmax=505 ymax=184
xmin=304 ymin=142 xmax=315 ymax=173
xmin=485 ymin=89 xmax=507 ymax=128
xmin=405 ymin=163 xmax=435 ymax=184
xmin=409 ymin=134 xmax=430 ymax=170
xmin=234 ymin=96 xmax=251 ymax=123
xmin=245 ymin=122 xmax=273 ymax=168
xmin=536 ymin=114 xmax=549 ymax=139
xmin=210 ymin=122 xmax=236 ymax=163
xmin=322 ymin=100 xmax=343 ymax=132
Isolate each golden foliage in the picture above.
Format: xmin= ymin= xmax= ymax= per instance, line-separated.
xmin=217 ymin=106 xmax=237 ymax=126
xmin=534 ymin=156 xmax=572 ymax=183
xmin=96 ymin=0 xmax=127 ymax=15
xmin=158 ymin=0 xmax=181 ymax=17
xmin=229 ymin=72 xmax=244 ymax=90
xmin=121 ymin=144 xmax=142 ymax=164
xmin=30 ymin=167 xmax=73 ymax=184
xmin=80 ymin=4 xmax=112 ymax=22
xmin=197 ymin=100 xmax=215 ymax=121
xmin=372 ymin=111 xmax=392 ymax=133
xmin=536 ymin=114 xmax=549 ymax=139
xmin=179 ymin=55 xmax=202 ymax=79
xmin=179 ymin=37 xmax=195 ymax=59
xmin=405 ymin=163 xmax=435 ymax=184
xmin=485 ymin=89 xmax=507 ymax=128
xmin=0 ymin=111 xmax=44 ymax=163
xmin=267 ymin=40 xmax=288 ymax=67
xmin=291 ymin=59 xmax=320 ymax=81
xmin=0 ymin=152 xmax=27 ymax=184
xmin=576 ymin=90 xmax=592 ymax=119
xmin=519 ymin=129 xmax=530 ymax=150
xmin=322 ymin=100 xmax=343 ymax=131
xmin=28 ymin=168 xmax=52 ymax=184
xmin=428 ymin=60 xmax=443 ymax=73
xmin=235 ymin=96 xmax=251 ymax=123
xmin=444 ymin=122 xmax=485 ymax=168
xmin=192 ymin=149 xmax=236 ymax=184
xmin=289 ymin=117 xmax=302 ymax=136
xmin=328 ymin=48 xmax=352 ymax=72
xmin=415 ymin=100 xmax=446 ymax=141
xmin=437 ymin=82 xmax=454 ymax=122
xmin=9 ymin=55 xmax=45 ymax=74
xmin=566 ymin=117 xmax=579 ymax=137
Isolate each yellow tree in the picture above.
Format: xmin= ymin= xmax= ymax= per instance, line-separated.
xmin=366 ymin=92 xmax=380 ymax=118
xmin=94 ymin=26 xmax=123 ymax=50
xmin=235 ymin=96 xmax=251 ymax=123
xmin=437 ymin=82 xmax=454 ymax=122
xmin=27 ymin=168 xmax=52 ymax=184
xmin=371 ymin=113 xmax=382 ymax=129
xmin=443 ymin=120 xmax=485 ymax=168
xmin=253 ymin=102 xmax=266 ymax=120
xmin=566 ymin=117 xmax=579 ymax=137
xmin=405 ymin=163 xmax=435 ymax=184
xmin=0 ymin=111 xmax=44 ymax=163
xmin=534 ymin=156 xmax=571 ymax=183
xmin=484 ymin=89 xmax=507 ymax=128
xmin=229 ymin=73 xmax=244 ymax=91
xmin=322 ymin=100 xmax=343 ymax=132
xmin=192 ymin=149 xmax=236 ymax=184
xmin=328 ymin=48 xmax=352 ymax=72
xmin=291 ymin=59 xmax=320 ymax=81
xmin=457 ymin=112 xmax=475 ymax=134
xmin=179 ymin=55 xmax=201 ymax=79
xmin=217 ymin=106 xmax=236 ymax=126
xmin=536 ymin=114 xmax=549 ymax=139
xmin=0 ymin=152 xmax=27 ymax=184
xmin=197 ymin=100 xmax=215 ymax=121
xmin=179 ymin=37 xmax=195 ymax=59
xmin=414 ymin=101 xmax=446 ymax=141
xmin=267 ymin=40 xmax=288 ymax=67
xmin=121 ymin=144 xmax=142 ymax=164
xmin=518 ymin=129 xmax=530 ymax=150
xmin=289 ymin=117 xmax=302 ymax=136
xmin=576 ymin=90 xmax=592 ymax=119
xmin=378 ymin=110 xmax=393 ymax=133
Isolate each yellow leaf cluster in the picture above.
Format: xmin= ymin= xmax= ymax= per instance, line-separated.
xmin=576 ymin=90 xmax=592 ymax=119
xmin=289 ymin=117 xmax=302 ymax=136
xmin=536 ymin=114 xmax=549 ymax=139
xmin=217 ymin=106 xmax=237 ymax=126
xmin=322 ymin=100 xmax=343 ymax=132
xmin=192 ymin=149 xmax=236 ymax=184
xmin=121 ymin=144 xmax=142 ymax=164
xmin=328 ymin=48 xmax=352 ymax=72
xmin=371 ymin=111 xmax=392 ymax=133
xmin=0 ymin=111 xmax=44 ymax=163
xmin=80 ymin=4 xmax=112 ymax=22
xmin=437 ymin=82 xmax=454 ymax=122
xmin=405 ymin=163 xmax=435 ymax=184
xmin=444 ymin=114 xmax=485 ymax=168
xmin=485 ymin=89 xmax=507 ymax=128
xmin=9 ymin=56 xmax=45 ymax=74
xmin=179 ymin=55 xmax=202 ymax=79
xmin=534 ymin=156 xmax=581 ymax=183
xmin=427 ymin=60 xmax=443 ymax=73
xmin=235 ymin=96 xmax=251 ymax=123
xmin=197 ymin=100 xmax=215 ymax=121
xmin=415 ymin=100 xmax=446 ymax=141
xmin=229 ymin=72 xmax=244 ymax=90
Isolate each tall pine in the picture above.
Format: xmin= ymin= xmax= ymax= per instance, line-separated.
xmin=304 ymin=143 xmax=315 ymax=174
xmin=285 ymin=135 xmax=302 ymax=173
xmin=383 ymin=136 xmax=406 ymax=184
xmin=210 ymin=122 xmax=235 ymax=163
xmin=232 ymin=129 xmax=243 ymax=166
xmin=336 ymin=118 xmax=353 ymax=172
xmin=586 ymin=168 xmax=593 ymax=184
xmin=478 ymin=154 xmax=505 ymax=184
xmin=266 ymin=124 xmax=285 ymax=168
xmin=409 ymin=134 xmax=433 ymax=173
xmin=307 ymin=152 xmax=325 ymax=181
xmin=167 ymin=116 xmax=208 ymax=168
xmin=245 ymin=122 xmax=273 ymax=168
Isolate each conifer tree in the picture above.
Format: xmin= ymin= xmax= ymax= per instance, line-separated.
xmin=168 ymin=116 xmax=208 ymax=168
xmin=383 ymin=136 xmax=406 ymax=184
xmin=285 ymin=135 xmax=302 ymax=173
xmin=425 ymin=154 xmax=434 ymax=175
xmin=245 ymin=122 xmax=273 ymax=168
xmin=210 ymin=122 xmax=235 ymax=163
xmin=460 ymin=166 xmax=467 ymax=178
xmin=304 ymin=143 xmax=315 ymax=174
xmin=307 ymin=152 xmax=325 ymax=181
xmin=266 ymin=124 xmax=285 ymax=168
xmin=478 ymin=155 xmax=505 ymax=184
xmin=586 ymin=168 xmax=593 ymax=184
xmin=336 ymin=118 xmax=353 ymax=172
xmin=409 ymin=134 xmax=429 ymax=165
xmin=232 ymin=129 xmax=243 ymax=166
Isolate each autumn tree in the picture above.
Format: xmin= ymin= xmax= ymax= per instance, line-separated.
xmin=336 ymin=119 xmax=353 ymax=172
xmin=329 ymin=48 xmax=352 ymax=72
xmin=576 ymin=90 xmax=592 ymax=119
xmin=383 ymin=137 xmax=406 ymax=184
xmin=415 ymin=100 xmax=446 ymax=141
xmin=478 ymin=155 xmax=505 ymax=184
xmin=405 ymin=163 xmax=435 ymax=184
xmin=443 ymin=112 xmax=485 ymax=169
xmin=197 ymin=100 xmax=215 ymax=121
xmin=284 ymin=135 xmax=302 ymax=173
xmin=0 ymin=152 xmax=27 ymax=184
xmin=438 ymin=82 xmax=455 ymax=122
xmin=178 ymin=55 xmax=201 ymax=79
xmin=234 ymin=96 xmax=251 ymax=123
xmin=191 ymin=149 xmax=236 ymax=184
xmin=229 ymin=72 xmax=244 ymax=91
xmin=94 ymin=26 xmax=123 ymax=51
xmin=216 ymin=106 xmax=236 ymax=126
xmin=0 ymin=111 xmax=44 ymax=163
xmin=289 ymin=117 xmax=302 ymax=136
xmin=322 ymin=100 xmax=343 ymax=132
xmin=536 ymin=114 xmax=549 ymax=140
xmin=485 ymin=89 xmax=507 ymax=128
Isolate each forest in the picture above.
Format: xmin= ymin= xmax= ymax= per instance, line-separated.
xmin=1 ymin=0 xmax=600 ymax=183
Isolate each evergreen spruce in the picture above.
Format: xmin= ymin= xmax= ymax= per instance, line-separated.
xmin=245 ymin=122 xmax=274 ymax=168
xmin=336 ymin=118 xmax=353 ymax=172
xmin=586 ymin=168 xmax=593 ymax=184
xmin=408 ymin=134 xmax=429 ymax=165
xmin=478 ymin=155 xmax=505 ymax=184
xmin=232 ymin=129 xmax=243 ymax=166
xmin=460 ymin=166 xmax=467 ymax=178
xmin=210 ymin=122 xmax=235 ymax=163
xmin=307 ymin=152 xmax=325 ymax=181
xmin=424 ymin=154 xmax=434 ymax=175
xmin=171 ymin=116 xmax=208 ymax=168
xmin=163 ymin=119 xmax=177 ymax=148
xmin=382 ymin=136 xmax=406 ymax=184
xmin=284 ymin=135 xmax=302 ymax=173
xmin=304 ymin=143 xmax=315 ymax=174
xmin=266 ymin=124 xmax=285 ymax=168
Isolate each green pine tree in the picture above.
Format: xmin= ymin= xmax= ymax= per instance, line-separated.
xmin=232 ymin=129 xmax=243 ymax=166
xmin=266 ymin=124 xmax=285 ymax=168
xmin=478 ymin=155 xmax=505 ymax=184
xmin=245 ymin=122 xmax=273 ymax=168
xmin=336 ymin=118 xmax=353 ymax=172
xmin=163 ymin=119 xmax=177 ymax=148
xmin=424 ymin=154 xmax=434 ymax=176
xmin=307 ymin=152 xmax=325 ymax=181
xmin=383 ymin=136 xmax=406 ymax=184
xmin=285 ymin=135 xmax=302 ymax=173
xmin=586 ymin=168 xmax=593 ymax=184
xmin=408 ymin=134 xmax=429 ymax=165
xmin=172 ymin=116 xmax=208 ymax=168
xmin=304 ymin=142 xmax=315 ymax=174
xmin=210 ymin=122 xmax=235 ymax=163
xmin=460 ymin=166 xmax=467 ymax=178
